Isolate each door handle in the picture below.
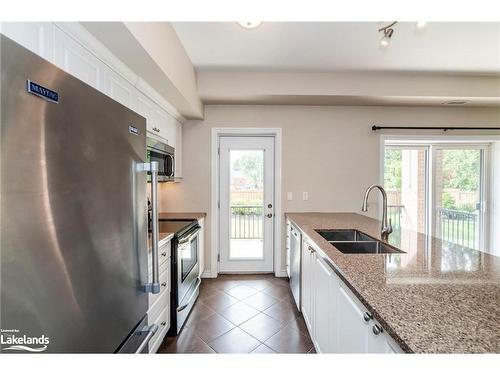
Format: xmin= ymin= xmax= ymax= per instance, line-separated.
xmin=166 ymin=154 xmax=175 ymax=178
xmin=138 ymin=161 xmax=160 ymax=294
xmin=135 ymin=324 xmax=158 ymax=354
xmin=177 ymin=278 xmax=202 ymax=312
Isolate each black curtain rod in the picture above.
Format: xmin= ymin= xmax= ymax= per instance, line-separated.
xmin=372 ymin=125 xmax=500 ymax=132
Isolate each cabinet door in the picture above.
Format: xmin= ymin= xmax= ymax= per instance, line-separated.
xmin=104 ymin=70 xmax=135 ymax=109
xmin=301 ymin=241 xmax=313 ymax=333
xmin=1 ymin=22 xmax=55 ymax=62
xmin=367 ymin=324 xmax=393 ymax=353
xmin=313 ymin=255 xmax=336 ymax=353
xmin=135 ymin=92 xmax=157 ymax=137
xmin=155 ymin=107 xmax=174 ymax=145
xmin=54 ymin=27 xmax=105 ymax=92
xmin=337 ymin=285 xmax=369 ymax=353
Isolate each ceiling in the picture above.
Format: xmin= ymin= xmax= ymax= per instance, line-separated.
xmin=172 ymin=22 xmax=500 ymax=74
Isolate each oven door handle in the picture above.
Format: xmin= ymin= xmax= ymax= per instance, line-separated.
xmin=177 ymin=277 xmax=201 ymax=312
xmin=178 ymin=225 xmax=201 ymax=245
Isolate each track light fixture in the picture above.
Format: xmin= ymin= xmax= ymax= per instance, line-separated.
xmin=378 ymin=21 xmax=398 ymax=48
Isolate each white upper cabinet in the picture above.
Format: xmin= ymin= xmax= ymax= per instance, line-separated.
xmin=103 ymin=70 xmax=135 ymax=110
xmin=0 ymin=22 xmax=55 ymax=62
xmin=1 ymin=22 xmax=183 ymax=182
xmin=54 ymin=27 xmax=105 ymax=92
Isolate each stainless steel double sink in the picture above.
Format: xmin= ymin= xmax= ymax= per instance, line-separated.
xmin=315 ymin=229 xmax=405 ymax=254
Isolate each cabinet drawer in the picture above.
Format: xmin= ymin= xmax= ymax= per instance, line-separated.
xmin=148 ymin=305 xmax=170 ymax=353
xmin=148 ymin=240 xmax=171 ymax=277
xmin=148 ymin=261 xmax=170 ymax=310
xmin=158 ymin=240 xmax=171 ymax=265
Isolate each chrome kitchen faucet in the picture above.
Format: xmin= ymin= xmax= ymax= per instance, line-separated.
xmin=361 ymin=184 xmax=393 ymax=241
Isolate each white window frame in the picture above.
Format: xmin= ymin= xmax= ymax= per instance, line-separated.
xmin=380 ymin=134 xmax=498 ymax=251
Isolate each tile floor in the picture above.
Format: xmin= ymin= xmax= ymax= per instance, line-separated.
xmin=159 ymin=274 xmax=316 ymax=354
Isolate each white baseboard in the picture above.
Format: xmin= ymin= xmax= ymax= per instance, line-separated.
xmin=274 ymin=270 xmax=289 ymax=278
xmin=201 ymin=270 xmax=217 ymax=279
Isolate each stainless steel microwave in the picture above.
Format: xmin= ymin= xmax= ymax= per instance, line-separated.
xmin=147 ymin=137 xmax=175 ymax=182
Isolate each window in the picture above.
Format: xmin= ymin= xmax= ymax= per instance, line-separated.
xmin=383 ymin=139 xmax=490 ymax=251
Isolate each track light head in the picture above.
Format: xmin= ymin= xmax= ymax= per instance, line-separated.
xmin=379 ymin=26 xmax=395 ymax=48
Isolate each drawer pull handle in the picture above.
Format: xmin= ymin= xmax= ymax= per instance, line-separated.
xmin=161 ymin=252 xmax=167 ymax=256
xmin=161 ymin=321 xmax=167 ymax=326
xmin=372 ymin=324 xmax=383 ymax=335
xmin=161 ymin=282 xmax=167 ymax=287
xmin=363 ymin=312 xmax=373 ymax=322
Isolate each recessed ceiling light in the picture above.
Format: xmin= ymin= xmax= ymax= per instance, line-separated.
xmin=415 ymin=21 xmax=427 ymax=30
xmin=237 ymin=21 xmax=263 ymax=30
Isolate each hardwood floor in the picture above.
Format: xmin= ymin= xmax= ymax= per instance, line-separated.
xmin=158 ymin=274 xmax=316 ymax=354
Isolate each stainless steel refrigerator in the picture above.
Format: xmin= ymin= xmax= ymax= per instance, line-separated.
xmin=0 ymin=35 xmax=157 ymax=353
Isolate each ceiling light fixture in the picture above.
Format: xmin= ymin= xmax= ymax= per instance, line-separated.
xmin=415 ymin=21 xmax=427 ymax=30
xmin=378 ymin=21 xmax=397 ymax=48
xmin=237 ymin=21 xmax=263 ymax=30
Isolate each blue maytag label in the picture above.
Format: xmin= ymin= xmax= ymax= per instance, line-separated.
xmin=26 ymin=80 xmax=59 ymax=103
xmin=129 ymin=125 xmax=139 ymax=135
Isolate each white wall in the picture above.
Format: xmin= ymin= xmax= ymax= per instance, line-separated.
xmin=159 ymin=105 xmax=500 ymax=275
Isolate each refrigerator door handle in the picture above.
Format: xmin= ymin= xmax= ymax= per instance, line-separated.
xmin=138 ymin=161 xmax=161 ymax=294
xmin=135 ymin=324 xmax=159 ymax=354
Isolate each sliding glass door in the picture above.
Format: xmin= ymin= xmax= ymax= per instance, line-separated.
xmin=384 ymin=142 xmax=489 ymax=251
xmin=432 ymin=146 xmax=486 ymax=250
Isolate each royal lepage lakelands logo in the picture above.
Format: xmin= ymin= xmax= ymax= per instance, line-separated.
xmin=1 ymin=328 xmax=49 ymax=352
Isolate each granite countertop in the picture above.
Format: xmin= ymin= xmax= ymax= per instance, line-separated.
xmin=147 ymin=212 xmax=206 ymax=250
xmin=286 ymin=212 xmax=500 ymax=354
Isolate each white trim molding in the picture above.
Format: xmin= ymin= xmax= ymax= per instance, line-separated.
xmin=211 ymin=128 xmax=283 ymax=278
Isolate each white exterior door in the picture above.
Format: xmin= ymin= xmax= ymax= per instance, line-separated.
xmin=219 ymin=136 xmax=275 ymax=272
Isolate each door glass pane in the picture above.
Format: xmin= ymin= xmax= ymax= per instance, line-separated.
xmin=435 ymin=149 xmax=482 ymax=250
xmin=384 ymin=147 xmax=427 ymax=240
xmin=229 ymin=150 xmax=264 ymax=259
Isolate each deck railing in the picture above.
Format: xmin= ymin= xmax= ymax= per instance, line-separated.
xmin=231 ymin=205 xmax=263 ymax=239
xmin=388 ymin=205 xmax=478 ymax=248
xmin=437 ymin=207 xmax=478 ymax=249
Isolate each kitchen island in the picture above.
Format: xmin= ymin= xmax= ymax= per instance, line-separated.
xmin=286 ymin=212 xmax=500 ymax=353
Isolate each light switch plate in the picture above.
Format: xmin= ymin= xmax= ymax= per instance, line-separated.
xmin=302 ymin=192 xmax=308 ymax=201
xmin=287 ymin=192 xmax=293 ymax=201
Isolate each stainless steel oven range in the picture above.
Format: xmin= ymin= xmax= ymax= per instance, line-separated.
xmin=159 ymin=220 xmax=202 ymax=336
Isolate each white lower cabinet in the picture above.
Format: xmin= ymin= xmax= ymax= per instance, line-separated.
xmin=313 ymin=254 xmax=337 ymax=353
xmin=337 ymin=284 xmax=370 ymax=353
xmin=147 ymin=239 xmax=172 ymax=353
xmin=300 ymin=235 xmax=403 ymax=354
xmin=301 ymin=240 xmax=314 ymax=333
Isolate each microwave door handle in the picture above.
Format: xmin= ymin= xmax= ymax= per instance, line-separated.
xmin=138 ymin=161 xmax=160 ymax=294
xmin=167 ymin=154 xmax=174 ymax=178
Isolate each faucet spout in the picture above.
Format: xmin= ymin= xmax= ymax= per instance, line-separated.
xmin=361 ymin=184 xmax=393 ymax=240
